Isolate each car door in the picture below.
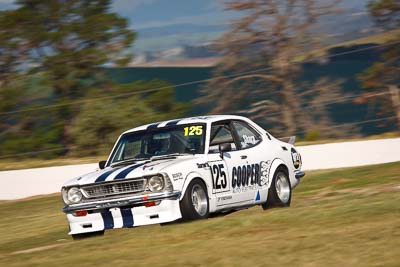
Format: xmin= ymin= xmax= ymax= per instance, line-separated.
xmin=207 ymin=120 xmax=261 ymax=209
xmin=206 ymin=121 xmax=242 ymax=209
xmin=230 ymin=120 xmax=271 ymax=205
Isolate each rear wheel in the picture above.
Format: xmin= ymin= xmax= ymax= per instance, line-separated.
xmin=72 ymin=230 xmax=104 ymax=240
xmin=262 ymin=167 xmax=291 ymax=209
xmin=180 ymin=179 xmax=209 ymax=220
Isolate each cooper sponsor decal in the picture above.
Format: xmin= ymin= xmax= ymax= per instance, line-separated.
xmin=232 ymin=161 xmax=271 ymax=193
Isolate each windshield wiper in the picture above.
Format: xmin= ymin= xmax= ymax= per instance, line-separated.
xmin=111 ymin=157 xmax=149 ymax=167
xmin=111 ymin=153 xmax=193 ymax=167
xmin=150 ymin=153 xmax=191 ymax=161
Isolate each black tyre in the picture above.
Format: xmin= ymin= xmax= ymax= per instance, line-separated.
xmin=262 ymin=167 xmax=291 ymax=209
xmin=180 ymin=179 xmax=209 ymax=220
xmin=72 ymin=230 xmax=105 ymax=240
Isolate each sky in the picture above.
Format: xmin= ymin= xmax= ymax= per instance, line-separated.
xmin=112 ymin=0 xmax=232 ymax=30
xmin=112 ymin=0 xmax=368 ymax=30
xmin=0 ymin=0 xmax=232 ymax=29
xmin=0 ymin=0 xmax=15 ymax=10
xmin=0 ymin=0 xmax=369 ymax=30
xmin=0 ymin=0 xmax=233 ymax=49
xmin=0 ymin=0 xmax=236 ymax=52
xmin=1 ymin=0 xmax=370 ymax=53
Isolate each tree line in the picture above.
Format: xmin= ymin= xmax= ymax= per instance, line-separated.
xmin=0 ymin=0 xmax=188 ymax=158
xmin=0 ymin=0 xmax=398 ymax=159
xmin=197 ymin=0 xmax=399 ymax=137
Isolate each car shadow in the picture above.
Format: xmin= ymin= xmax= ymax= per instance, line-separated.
xmin=160 ymin=209 xmax=241 ymax=226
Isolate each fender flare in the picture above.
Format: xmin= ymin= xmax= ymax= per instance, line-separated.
xmin=267 ymin=158 xmax=289 ymax=188
xmin=180 ymin=171 xmax=210 ymax=201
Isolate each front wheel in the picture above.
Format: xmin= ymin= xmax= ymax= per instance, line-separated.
xmin=180 ymin=179 xmax=209 ymax=220
xmin=262 ymin=168 xmax=291 ymax=209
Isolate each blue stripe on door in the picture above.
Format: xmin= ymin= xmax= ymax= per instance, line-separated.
xmin=120 ymin=208 xmax=134 ymax=228
xmin=101 ymin=210 xmax=114 ymax=229
xmin=114 ymin=162 xmax=147 ymax=180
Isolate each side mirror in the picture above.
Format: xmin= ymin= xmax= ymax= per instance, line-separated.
xmin=98 ymin=160 xmax=106 ymax=170
xmin=219 ymin=143 xmax=232 ymax=159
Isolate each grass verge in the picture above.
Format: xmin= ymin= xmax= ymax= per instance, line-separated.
xmin=0 ymin=162 xmax=399 ymax=266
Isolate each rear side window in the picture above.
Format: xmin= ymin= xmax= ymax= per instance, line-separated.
xmin=232 ymin=121 xmax=262 ymax=149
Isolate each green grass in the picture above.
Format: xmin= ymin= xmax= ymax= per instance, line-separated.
xmin=0 ymin=162 xmax=399 ymax=266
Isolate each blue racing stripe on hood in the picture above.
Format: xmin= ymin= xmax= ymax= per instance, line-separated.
xmin=165 ymin=119 xmax=181 ymax=126
xmin=147 ymin=123 xmax=161 ymax=129
xmin=114 ymin=162 xmax=148 ymax=180
xmin=95 ymin=168 xmax=120 ymax=183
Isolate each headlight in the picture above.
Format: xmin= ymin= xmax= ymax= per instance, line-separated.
xmin=148 ymin=175 xmax=165 ymax=192
xmin=62 ymin=187 xmax=83 ymax=204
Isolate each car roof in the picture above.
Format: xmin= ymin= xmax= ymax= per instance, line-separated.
xmin=122 ymin=115 xmax=248 ymax=134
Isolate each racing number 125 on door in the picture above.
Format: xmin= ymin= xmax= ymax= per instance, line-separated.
xmin=211 ymin=164 xmax=229 ymax=193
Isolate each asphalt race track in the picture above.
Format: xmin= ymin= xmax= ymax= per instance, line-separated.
xmin=0 ymin=138 xmax=399 ymax=200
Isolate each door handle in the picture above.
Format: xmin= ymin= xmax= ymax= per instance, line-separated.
xmin=241 ymin=155 xmax=247 ymax=159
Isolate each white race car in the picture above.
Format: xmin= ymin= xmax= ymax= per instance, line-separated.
xmin=62 ymin=115 xmax=304 ymax=239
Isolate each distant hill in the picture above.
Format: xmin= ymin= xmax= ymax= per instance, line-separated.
xmin=129 ymin=29 xmax=398 ymax=67
xmin=137 ymin=23 xmax=228 ymax=39
xmin=106 ymin=42 xmax=396 ymax=136
xmin=130 ymin=0 xmax=375 ymax=56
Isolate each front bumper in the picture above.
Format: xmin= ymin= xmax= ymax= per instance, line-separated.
xmin=295 ymin=171 xmax=305 ymax=179
xmin=63 ymin=191 xmax=181 ymax=213
xmin=63 ymin=191 xmax=182 ymax=235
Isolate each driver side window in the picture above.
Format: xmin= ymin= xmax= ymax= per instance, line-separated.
xmin=209 ymin=123 xmax=237 ymax=153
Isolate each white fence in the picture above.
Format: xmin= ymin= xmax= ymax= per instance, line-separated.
xmin=1 ymin=138 xmax=399 ymax=200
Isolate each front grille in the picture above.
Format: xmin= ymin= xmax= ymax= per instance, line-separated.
xmin=81 ymin=179 xmax=146 ymax=199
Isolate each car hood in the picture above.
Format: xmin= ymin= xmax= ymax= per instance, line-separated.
xmin=62 ymin=155 xmax=201 ymax=187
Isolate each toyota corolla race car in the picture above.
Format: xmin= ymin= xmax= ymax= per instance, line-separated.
xmin=62 ymin=115 xmax=304 ymax=239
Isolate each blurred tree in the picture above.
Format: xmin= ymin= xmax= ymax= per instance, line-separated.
xmin=197 ymin=0 xmax=345 ymax=137
xmin=0 ymin=10 xmax=27 ymax=86
xmin=0 ymin=0 xmax=135 ymax=145
xmin=0 ymin=1 xmax=189 ymax=159
xmin=0 ymin=74 xmax=67 ymax=158
xmin=0 ymin=9 xmax=26 ymax=133
xmin=359 ymin=0 xmax=400 ymax=130
xmin=70 ymin=80 xmax=189 ymax=156
xmin=13 ymin=0 xmax=134 ymax=94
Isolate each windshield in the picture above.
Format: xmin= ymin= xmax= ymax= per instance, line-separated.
xmin=108 ymin=123 xmax=206 ymax=165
